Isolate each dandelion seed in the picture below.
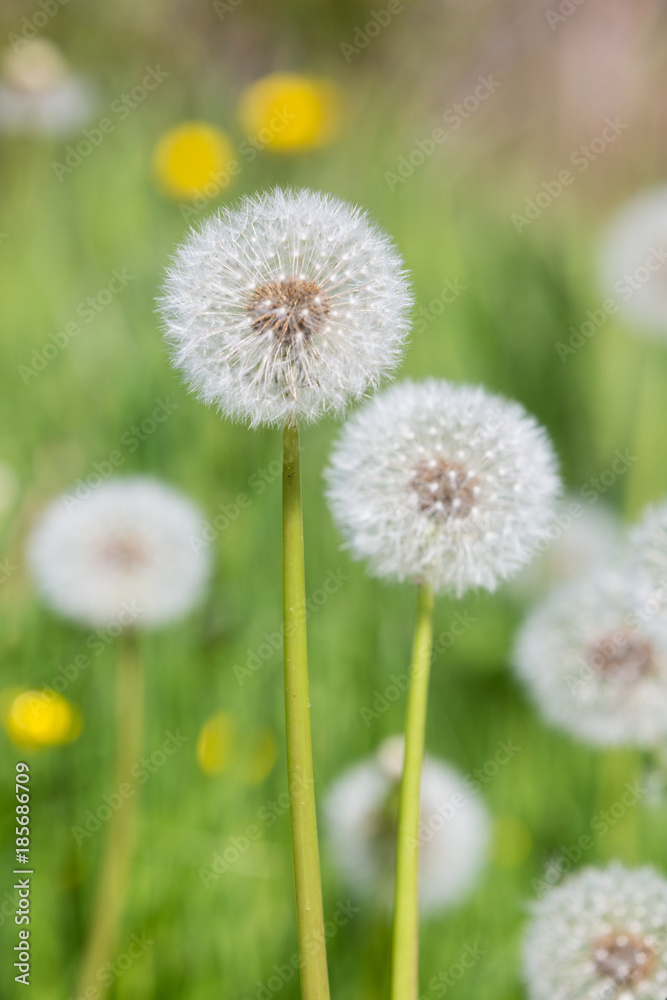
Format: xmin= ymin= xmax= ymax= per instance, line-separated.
xmin=324 ymin=737 xmax=489 ymax=913
xmin=28 ymin=477 xmax=211 ymax=628
xmin=325 ymin=379 xmax=560 ymax=596
xmin=523 ymin=864 xmax=667 ymax=1000
xmin=158 ymin=187 xmax=412 ymax=427
xmin=513 ymin=569 xmax=667 ymax=748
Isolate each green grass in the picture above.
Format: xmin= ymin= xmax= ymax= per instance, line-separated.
xmin=2 ymin=28 xmax=667 ymax=1000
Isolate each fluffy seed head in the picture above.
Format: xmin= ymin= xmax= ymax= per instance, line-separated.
xmin=513 ymin=569 xmax=667 ymax=748
xmin=0 ymin=40 xmax=93 ymax=136
xmin=325 ymin=379 xmax=561 ymax=596
xmin=630 ymin=500 xmax=667 ymax=591
xmin=28 ymin=477 xmax=211 ymax=629
xmin=158 ymin=188 xmax=413 ymax=428
xmin=523 ymin=864 xmax=667 ymax=1000
xmin=324 ymin=737 xmax=489 ymax=914
xmin=598 ymin=186 xmax=667 ymax=338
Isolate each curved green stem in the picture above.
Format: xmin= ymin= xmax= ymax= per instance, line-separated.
xmin=391 ymin=583 xmax=436 ymax=1000
xmin=76 ymin=631 xmax=143 ymax=1000
xmin=282 ymin=422 xmax=331 ymax=1000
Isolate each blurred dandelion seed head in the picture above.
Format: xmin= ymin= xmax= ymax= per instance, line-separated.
xmin=514 ymin=570 xmax=667 ymax=748
xmin=523 ymin=864 xmax=667 ymax=1000
xmin=0 ymin=39 xmax=93 ymax=136
xmin=159 ymin=188 xmax=412 ymax=427
xmin=326 ymin=379 xmax=560 ymax=596
xmin=630 ymin=500 xmax=667 ymax=590
xmin=325 ymin=738 xmax=489 ymax=914
xmin=28 ymin=477 xmax=211 ymax=629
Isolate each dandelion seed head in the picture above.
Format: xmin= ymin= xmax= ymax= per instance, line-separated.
xmin=324 ymin=738 xmax=489 ymax=914
xmin=28 ymin=477 xmax=211 ymax=629
xmin=630 ymin=500 xmax=667 ymax=590
xmin=513 ymin=570 xmax=667 ymax=748
xmin=523 ymin=864 xmax=667 ymax=1000
xmin=158 ymin=188 xmax=412 ymax=427
xmin=325 ymin=379 xmax=560 ymax=596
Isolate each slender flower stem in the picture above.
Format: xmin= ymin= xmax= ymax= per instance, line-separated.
xmin=391 ymin=582 xmax=436 ymax=1000
xmin=76 ymin=630 xmax=143 ymax=1000
xmin=282 ymin=422 xmax=331 ymax=1000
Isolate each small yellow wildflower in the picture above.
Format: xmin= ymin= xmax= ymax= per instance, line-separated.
xmin=4 ymin=689 xmax=81 ymax=748
xmin=241 ymin=727 xmax=277 ymax=786
xmin=196 ymin=711 xmax=236 ymax=776
xmin=238 ymin=73 xmax=342 ymax=153
xmin=152 ymin=122 xmax=236 ymax=201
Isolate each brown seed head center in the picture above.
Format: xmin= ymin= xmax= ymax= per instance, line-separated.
xmin=247 ymin=278 xmax=330 ymax=346
xmin=99 ymin=534 xmax=149 ymax=572
xmin=593 ymin=931 xmax=655 ymax=987
xmin=587 ymin=631 xmax=656 ymax=684
xmin=411 ymin=458 xmax=478 ymax=520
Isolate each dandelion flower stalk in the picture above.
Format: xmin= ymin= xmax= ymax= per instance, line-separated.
xmin=391 ymin=582 xmax=435 ymax=1000
xmin=76 ymin=630 xmax=143 ymax=1000
xmin=282 ymin=421 xmax=330 ymax=1000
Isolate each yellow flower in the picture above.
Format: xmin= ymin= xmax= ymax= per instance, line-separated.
xmin=3 ymin=689 xmax=81 ymax=748
xmin=238 ymin=73 xmax=342 ymax=153
xmin=152 ymin=122 xmax=236 ymax=201
xmin=196 ymin=711 xmax=236 ymax=776
xmin=241 ymin=727 xmax=277 ymax=786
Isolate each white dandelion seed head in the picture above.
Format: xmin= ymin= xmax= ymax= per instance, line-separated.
xmin=523 ymin=863 xmax=667 ymax=1000
xmin=630 ymin=501 xmax=667 ymax=592
xmin=325 ymin=379 xmax=561 ymax=597
xmin=324 ymin=737 xmax=490 ymax=914
xmin=598 ymin=187 xmax=667 ymax=338
xmin=0 ymin=41 xmax=94 ymax=136
xmin=158 ymin=188 xmax=413 ymax=428
xmin=513 ymin=569 xmax=667 ymax=749
xmin=511 ymin=498 xmax=621 ymax=602
xmin=28 ymin=477 xmax=211 ymax=629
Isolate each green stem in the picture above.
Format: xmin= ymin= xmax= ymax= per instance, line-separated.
xmin=390 ymin=583 xmax=436 ymax=1000
xmin=282 ymin=422 xmax=331 ymax=1000
xmin=76 ymin=630 xmax=143 ymax=1000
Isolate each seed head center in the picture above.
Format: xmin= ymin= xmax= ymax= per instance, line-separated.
xmin=247 ymin=278 xmax=330 ymax=346
xmin=593 ymin=931 xmax=655 ymax=987
xmin=587 ymin=631 xmax=656 ymax=684
xmin=411 ymin=458 xmax=478 ymax=520
xmin=99 ymin=534 xmax=149 ymax=572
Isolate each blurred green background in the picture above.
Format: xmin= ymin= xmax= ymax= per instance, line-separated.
xmin=2 ymin=0 xmax=667 ymax=997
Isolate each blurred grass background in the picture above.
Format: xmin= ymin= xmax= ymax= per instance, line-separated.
xmin=2 ymin=0 xmax=667 ymax=997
